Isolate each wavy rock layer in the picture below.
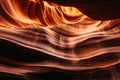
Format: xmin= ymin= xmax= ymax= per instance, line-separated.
xmin=0 ymin=0 xmax=120 ymax=80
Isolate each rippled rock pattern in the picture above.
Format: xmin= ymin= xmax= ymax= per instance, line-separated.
xmin=0 ymin=0 xmax=120 ymax=80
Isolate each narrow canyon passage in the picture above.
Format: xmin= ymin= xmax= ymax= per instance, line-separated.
xmin=0 ymin=0 xmax=120 ymax=80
